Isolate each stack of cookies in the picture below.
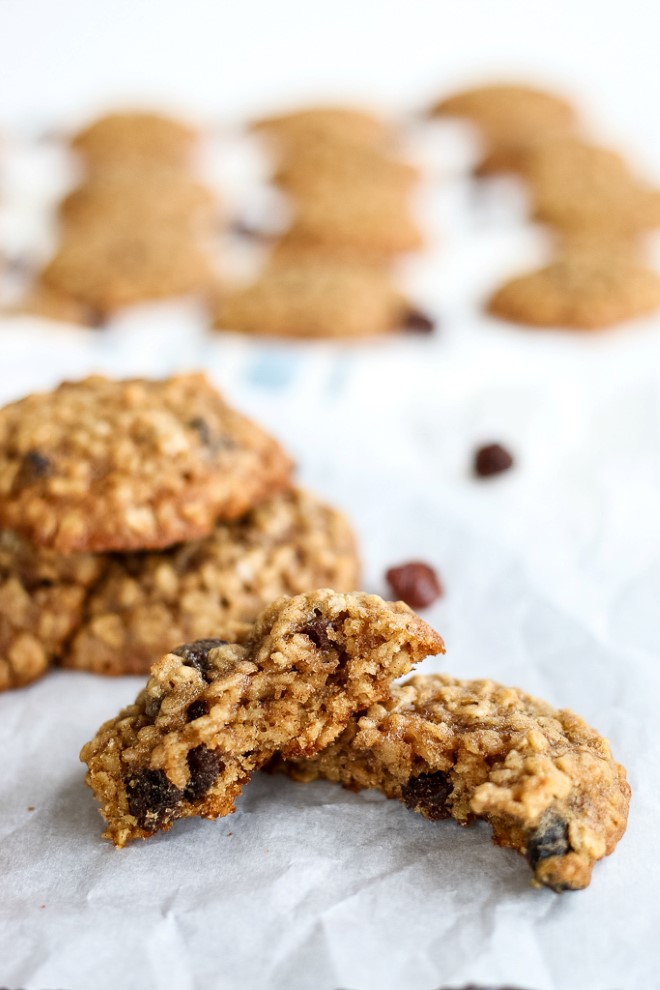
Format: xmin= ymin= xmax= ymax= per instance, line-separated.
xmin=430 ymin=83 xmax=660 ymax=329
xmin=212 ymin=105 xmax=432 ymax=338
xmin=21 ymin=111 xmax=220 ymax=324
xmin=0 ymin=372 xmax=360 ymax=690
xmin=79 ymin=588 xmax=630 ymax=892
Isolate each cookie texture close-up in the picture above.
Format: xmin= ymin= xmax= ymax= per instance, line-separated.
xmin=80 ymin=589 xmax=445 ymax=846
xmin=487 ymin=250 xmax=660 ymax=329
xmin=0 ymin=374 xmax=293 ymax=553
xmin=281 ymin=673 xmax=631 ymax=891
xmin=251 ymin=105 xmax=394 ymax=150
xmin=430 ymin=82 xmax=577 ymax=143
xmin=65 ymin=488 xmax=360 ymax=675
xmin=0 ymin=530 xmax=104 ymax=691
xmin=213 ymin=262 xmax=410 ymax=338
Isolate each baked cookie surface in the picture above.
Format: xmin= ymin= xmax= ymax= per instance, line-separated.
xmin=487 ymin=250 xmax=660 ymax=329
xmin=0 ymin=530 xmax=104 ymax=691
xmin=251 ymin=106 xmax=392 ymax=150
xmin=213 ymin=263 xmax=408 ymax=338
xmin=41 ymin=224 xmax=215 ymax=312
xmin=281 ymin=673 xmax=630 ymax=891
xmin=431 ymin=83 xmax=576 ymax=142
xmin=80 ymin=590 xmax=445 ymax=846
xmin=65 ymin=488 xmax=360 ymax=675
xmin=0 ymin=374 xmax=293 ymax=553
xmin=71 ymin=111 xmax=197 ymax=170
xmin=273 ymin=135 xmax=418 ymax=197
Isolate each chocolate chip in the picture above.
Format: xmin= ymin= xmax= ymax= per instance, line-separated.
xmin=186 ymin=699 xmax=210 ymax=722
xmin=473 ymin=443 xmax=514 ymax=477
xmin=172 ymin=639 xmax=227 ymax=680
xmin=527 ymin=814 xmax=570 ymax=869
xmin=386 ymin=562 xmax=443 ymax=609
xmin=298 ymin=608 xmax=333 ymax=650
xmin=401 ymin=771 xmax=452 ymax=820
xmin=403 ymin=308 xmax=436 ymax=333
xmin=125 ymin=768 xmax=183 ymax=830
xmin=183 ymin=745 xmax=224 ymax=803
xmin=230 ymin=218 xmax=269 ymax=240
xmin=188 ymin=416 xmax=212 ymax=447
xmin=144 ymin=694 xmax=163 ymax=719
xmin=22 ymin=450 xmax=53 ymax=479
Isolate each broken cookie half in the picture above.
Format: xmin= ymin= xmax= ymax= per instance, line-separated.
xmin=80 ymin=590 xmax=444 ymax=846
xmin=279 ymin=674 xmax=630 ymax=891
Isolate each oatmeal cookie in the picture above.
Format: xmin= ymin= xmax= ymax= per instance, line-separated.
xmin=0 ymin=374 xmax=293 ymax=553
xmin=273 ymin=135 xmax=418 ymax=197
xmin=525 ymin=139 xmax=660 ymax=238
xmin=430 ymin=83 xmax=576 ymax=144
xmin=11 ymin=282 xmax=103 ymax=327
xmin=80 ymin=590 xmax=445 ymax=846
xmin=281 ymin=674 xmax=630 ymax=891
xmin=65 ymin=488 xmax=360 ymax=675
xmin=58 ymin=167 xmax=217 ymax=234
xmin=41 ymin=224 xmax=216 ymax=313
xmin=251 ymin=106 xmax=393 ymax=150
xmin=212 ymin=262 xmax=409 ymax=338
xmin=0 ymin=530 xmax=104 ymax=691
xmin=71 ymin=111 xmax=197 ymax=171
xmin=487 ymin=249 xmax=660 ymax=329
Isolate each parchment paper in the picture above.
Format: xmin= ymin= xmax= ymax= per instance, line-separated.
xmin=1 ymin=123 xmax=659 ymax=990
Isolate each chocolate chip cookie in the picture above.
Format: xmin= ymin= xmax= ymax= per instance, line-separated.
xmin=281 ymin=674 xmax=630 ymax=891
xmin=0 ymin=530 xmax=104 ymax=691
xmin=65 ymin=488 xmax=360 ymax=675
xmin=80 ymin=590 xmax=445 ymax=846
xmin=487 ymin=249 xmax=660 ymax=329
xmin=212 ymin=262 xmax=409 ymax=338
xmin=0 ymin=374 xmax=293 ymax=553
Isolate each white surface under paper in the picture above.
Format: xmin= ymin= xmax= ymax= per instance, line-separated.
xmin=2 ymin=3 xmax=660 ymax=988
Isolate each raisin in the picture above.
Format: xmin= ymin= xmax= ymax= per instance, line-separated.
xmin=298 ymin=608 xmax=333 ymax=649
xmin=184 ymin=745 xmax=224 ymax=803
xmin=125 ymin=768 xmax=182 ymax=830
xmin=188 ymin=416 xmax=212 ymax=447
xmin=186 ymin=699 xmax=210 ymax=722
xmin=22 ymin=450 xmax=53 ymax=479
xmin=527 ymin=814 xmax=570 ymax=869
xmin=172 ymin=639 xmax=227 ymax=680
xmin=403 ymin=307 xmax=436 ymax=333
xmin=386 ymin=562 xmax=443 ymax=609
xmin=473 ymin=443 xmax=514 ymax=477
xmin=401 ymin=771 xmax=452 ymax=820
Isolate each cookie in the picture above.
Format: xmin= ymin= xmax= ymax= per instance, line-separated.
xmin=212 ymin=262 xmax=408 ymax=338
xmin=11 ymin=282 xmax=103 ymax=327
xmin=58 ymin=167 xmax=217 ymax=234
xmin=41 ymin=224 xmax=216 ymax=312
xmin=272 ymin=135 xmax=418 ymax=197
xmin=281 ymin=674 xmax=630 ymax=891
xmin=251 ymin=106 xmax=393 ymax=150
xmin=0 ymin=530 xmax=104 ymax=691
xmin=0 ymin=374 xmax=293 ymax=553
xmin=286 ymin=183 xmax=423 ymax=257
xmin=487 ymin=249 xmax=660 ymax=329
xmin=265 ymin=232 xmax=398 ymax=271
xmin=71 ymin=111 xmax=197 ymax=171
xmin=525 ymin=139 xmax=660 ymax=238
xmin=65 ymin=488 xmax=360 ymax=675
xmin=430 ymin=83 xmax=576 ymax=144
xmin=80 ymin=590 xmax=445 ymax=846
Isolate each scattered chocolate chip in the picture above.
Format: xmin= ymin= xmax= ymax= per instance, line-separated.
xmin=386 ymin=562 xmax=443 ymax=609
xmin=401 ymin=771 xmax=453 ymax=820
xmin=473 ymin=443 xmax=514 ymax=477
xmin=184 ymin=745 xmax=224 ymax=803
xmin=172 ymin=639 xmax=227 ymax=680
xmin=298 ymin=608 xmax=333 ymax=650
xmin=403 ymin=307 xmax=436 ymax=333
xmin=186 ymin=699 xmax=210 ymax=722
xmin=188 ymin=416 xmax=213 ymax=447
xmin=144 ymin=694 xmax=163 ymax=719
xmin=125 ymin=768 xmax=183 ymax=830
xmin=22 ymin=450 xmax=53 ymax=479
xmin=230 ymin=218 xmax=269 ymax=240
xmin=527 ymin=814 xmax=570 ymax=869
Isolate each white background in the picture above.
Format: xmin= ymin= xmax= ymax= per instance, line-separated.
xmin=1 ymin=2 xmax=660 ymax=989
